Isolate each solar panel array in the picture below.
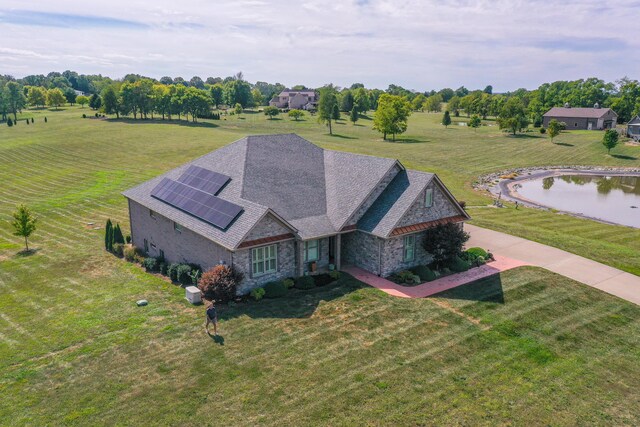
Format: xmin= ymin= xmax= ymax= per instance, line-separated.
xmin=177 ymin=165 xmax=230 ymax=196
xmin=151 ymin=177 xmax=243 ymax=230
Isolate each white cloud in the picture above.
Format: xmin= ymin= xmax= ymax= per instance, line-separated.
xmin=0 ymin=0 xmax=638 ymax=90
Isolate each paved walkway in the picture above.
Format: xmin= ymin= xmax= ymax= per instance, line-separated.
xmin=343 ymin=255 xmax=529 ymax=299
xmin=466 ymin=224 xmax=640 ymax=305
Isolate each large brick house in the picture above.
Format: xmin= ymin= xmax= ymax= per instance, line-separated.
xmin=123 ymin=134 xmax=468 ymax=294
xmin=269 ymin=90 xmax=317 ymax=110
xmin=543 ymin=104 xmax=617 ymax=130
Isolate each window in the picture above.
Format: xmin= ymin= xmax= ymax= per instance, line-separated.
xmin=425 ymin=188 xmax=433 ymax=207
xmin=143 ymin=239 xmax=149 ymax=253
xmin=574 ymin=122 xmax=578 ymax=127
xmin=252 ymin=244 xmax=277 ymax=277
xmin=149 ymin=209 xmax=156 ymax=219
xmin=403 ymin=235 xmax=415 ymax=262
xmin=304 ymin=239 xmax=319 ymax=262
xmin=174 ymin=222 xmax=182 ymax=233
xmin=150 ymin=243 xmax=156 ymax=250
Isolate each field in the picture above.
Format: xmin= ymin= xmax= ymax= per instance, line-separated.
xmin=1 ymin=107 xmax=639 ymax=425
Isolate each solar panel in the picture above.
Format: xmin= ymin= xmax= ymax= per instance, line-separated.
xmin=151 ymin=178 xmax=243 ymax=230
xmin=177 ymin=165 xmax=230 ymax=196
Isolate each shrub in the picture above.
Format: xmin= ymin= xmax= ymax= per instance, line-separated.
xmin=176 ymin=264 xmax=192 ymax=285
xmin=112 ymin=243 xmax=125 ymax=257
xmin=422 ymin=223 xmax=470 ymax=268
xmin=313 ymin=273 xmax=333 ymax=287
xmin=294 ymin=275 xmax=315 ymax=290
xmin=539 ymin=127 xmax=546 ymax=134
xmin=329 ymin=270 xmax=341 ymax=280
xmin=264 ymin=281 xmax=288 ymax=298
xmin=159 ymin=262 xmax=168 ymax=275
xmin=123 ymin=245 xmax=137 ymax=262
xmin=410 ymin=265 xmax=437 ymax=282
xmin=31 ymin=118 xmax=34 ymax=123
xmin=283 ymin=278 xmax=295 ymax=289
xmin=466 ymin=247 xmax=488 ymax=259
xmin=457 ymin=200 xmax=466 ymax=209
xmin=167 ymin=263 xmax=181 ymax=282
xmin=142 ymin=257 xmax=159 ymax=272
xmin=397 ymin=270 xmax=414 ymax=283
xmin=7 ymin=118 xmax=13 ymax=127
xmin=411 ymin=274 xmax=421 ymax=284
xmin=125 ymin=235 xmax=131 ymax=244
xmin=449 ymin=256 xmax=471 ymax=273
xmin=251 ymin=287 xmax=265 ymax=301
xmin=198 ymin=264 xmax=244 ymax=303
xmin=44 ymin=117 xmax=47 ymax=123
xmin=82 ymin=113 xmax=86 ymax=118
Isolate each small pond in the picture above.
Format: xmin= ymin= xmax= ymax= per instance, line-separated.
xmin=515 ymin=174 xmax=640 ymax=228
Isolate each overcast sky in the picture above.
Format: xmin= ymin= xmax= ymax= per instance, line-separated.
xmin=1 ymin=0 xmax=638 ymax=92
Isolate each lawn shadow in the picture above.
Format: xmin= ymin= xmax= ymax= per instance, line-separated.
xmin=14 ymin=248 xmax=41 ymax=258
xmin=430 ymin=273 xmax=505 ymax=304
xmin=390 ymin=138 xmax=426 ymax=144
xmin=219 ymin=277 xmax=365 ymax=321
xmin=107 ymin=118 xmax=219 ymax=128
xmin=611 ymin=154 xmax=638 ymax=160
xmin=358 ymin=115 xmax=373 ymax=121
xmin=329 ymin=133 xmax=357 ymax=139
xmin=208 ymin=333 xmax=225 ymax=345
xmin=554 ymin=142 xmax=575 ymax=147
xmin=508 ymin=133 xmax=542 ymax=139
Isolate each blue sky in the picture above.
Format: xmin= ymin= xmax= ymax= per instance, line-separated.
xmin=1 ymin=0 xmax=638 ymax=91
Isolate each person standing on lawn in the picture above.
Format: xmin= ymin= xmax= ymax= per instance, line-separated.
xmin=205 ymin=301 xmax=218 ymax=336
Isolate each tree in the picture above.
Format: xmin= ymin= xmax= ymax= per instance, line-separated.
xmin=421 ymin=222 xmax=470 ymax=268
xmin=411 ymin=93 xmax=426 ymax=111
xmin=77 ymin=95 xmax=89 ymax=108
xmin=497 ymin=97 xmax=529 ymax=135
xmin=113 ymin=223 xmax=125 ymax=245
xmin=448 ymin=95 xmax=461 ymax=116
xmin=234 ymin=103 xmax=243 ymax=115
xmin=209 ymin=84 xmax=223 ymax=109
xmin=189 ymin=76 xmax=205 ymax=89
xmin=288 ymin=109 xmax=304 ymax=121
xmin=340 ymin=90 xmax=354 ymax=112
xmin=27 ymin=86 xmax=46 ymax=108
xmin=332 ymin=104 xmax=341 ymax=121
xmin=468 ymin=114 xmax=481 ymax=131
xmin=372 ymin=93 xmax=412 ymax=141
xmin=317 ymin=88 xmax=338 ymax=135
xmin=89 ymin=93 xmax=102 ymax=110
xmin=424 ymin=94 xmax=443 ymax=112
xmin=353 ymin=87 xmax=370 ymax=113
xmin=483 ymin=85 xmax=493 ymax=94
xmin=547 ymin=119 xmax=561 ymax=143
xmin=46 ymin=88 xmax=66 ymax=110
xmin=223 ymin=79 xmax=252 ymax=108
xmin=64 ymin=87 xmax=77 ymax=105
xmin=442 ymin=110 xmax=451 ymax=128
xmin=105 ymin=219 xmax=113 ymax=251
xmin=102 ymin=86 xmax=119 ymax=117
xmin=349 ymin=107 xmax=358 ymax=124
xmin=6 ymin=81 xmax=26 ymax=121
xmin=251 ymin=88 xmax=264 ymax=107
xmin=602 ymin=129 xmax=619 ymax=154
xmin=11 ymin=204 xmax=37 ymax=252
xmin=263 ymin=106 xmax=279 ymax=120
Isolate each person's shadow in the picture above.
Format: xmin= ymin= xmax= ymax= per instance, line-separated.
xmin=208 ymin=332 xmax=225 ymax=345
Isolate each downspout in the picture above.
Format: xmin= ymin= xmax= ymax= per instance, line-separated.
xmin=378 ymin=238 xmax=382 ymax=277
xmin=127 ymin=198 xmax=134 ymax=245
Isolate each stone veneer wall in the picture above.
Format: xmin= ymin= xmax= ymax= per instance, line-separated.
xmin=380 ymin=231 xmax=434 ymax=277
xmin=242 ymin=213 xmax=292 ymax=241
xmin=396 ymin=181 xmax=460 ymax=228
xmin=234 ymin=239 xmax=297 ymax=294
xmin=341 ymin=230 xmax=382 ymax=274
xmin=128 ymin=200 xmax=232 ymax=271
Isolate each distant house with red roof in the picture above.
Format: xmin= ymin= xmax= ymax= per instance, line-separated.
xmin=543 ymin=104 xmax=617 ymax=130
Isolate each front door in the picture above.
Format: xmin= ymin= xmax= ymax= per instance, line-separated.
xmin=328 ymin=236 xmax=335 ymax=263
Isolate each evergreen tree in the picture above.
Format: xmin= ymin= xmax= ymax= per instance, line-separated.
xmin=7 ymin=117 xmax=13 ymax=127
xmin=113 ymin=223 xmax=125 ymax=244
xmin=89 ymin=93 xmax=102 ymax=110
xmin=349 ymin=107 xmax=358 ymax=124
xmin=44 ymin=117 xmax=48 ymax=123
xmin=340 ymin=90 xmax=354 ymax=112
xmin=105 ymin=219 xmax=113 ymax=251
xmin=332 ymin=104 xmax=340 ymax=121
xmin=442 ymin=110 xmax=452 ymax=128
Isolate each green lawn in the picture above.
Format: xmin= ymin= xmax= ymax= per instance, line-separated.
xmin=0 ymin=107 xmax=639 ymax=425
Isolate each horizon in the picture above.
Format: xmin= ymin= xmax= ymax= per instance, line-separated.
xmin=2 ymin=0 xmax=639 ymax=92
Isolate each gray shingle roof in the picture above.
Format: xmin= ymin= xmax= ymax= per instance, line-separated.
xmin=628 ymin=115 xmax=640 ymax=126
xmin=357 ymin=170 xmax=434 ymax=237
xmin=543 ymin=107 xmax=616 ymax=119
xmin=123 ymin=134 xmax=459 ymax=249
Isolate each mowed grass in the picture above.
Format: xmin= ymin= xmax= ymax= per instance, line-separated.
xmin=0 ymin=107 xmax=639 ymax=425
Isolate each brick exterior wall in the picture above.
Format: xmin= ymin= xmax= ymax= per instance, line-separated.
xmin=342 ymin=231 xmax=382 ymax=274
xmin=344 ymin=163 xmax=401 ymax=227
xmin=380 ymin=231 xmax=434 ymax=277
xmin=234 ymin=240 xmax=297 ymax=294
xmin=301 ymin=237 xmax=330 ymax=274
xmin=128 ymin=199 xmax=232 ymax=271
xmin=395 ymin=181 xmax=460 ymax=228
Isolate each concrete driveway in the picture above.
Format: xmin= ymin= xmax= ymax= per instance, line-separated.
xmin=466 ymin=224 xmax=640 ymax=306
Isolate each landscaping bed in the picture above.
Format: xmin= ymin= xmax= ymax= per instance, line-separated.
xmin=387 ymin=247 xmax=494 ymax=286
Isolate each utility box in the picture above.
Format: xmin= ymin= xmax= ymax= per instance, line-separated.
xmin=185 ymin=286 xmax=202 ymax=304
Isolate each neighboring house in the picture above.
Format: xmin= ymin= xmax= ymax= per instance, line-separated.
xmin=627 ymin=115 xmax=640 ymax=140
xmin=269 ymin=90 xmax=318 ymax=110
xmin=123 ymin=134 xmax=469 ymax=294
xmin=73 ymin=89 xmax=86 ymax=97
xmin=543 ymin=104 xmax=617 ymax=130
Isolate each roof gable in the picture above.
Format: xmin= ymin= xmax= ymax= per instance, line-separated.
xmin=543 ymin=107 xmax=616 ymax=119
